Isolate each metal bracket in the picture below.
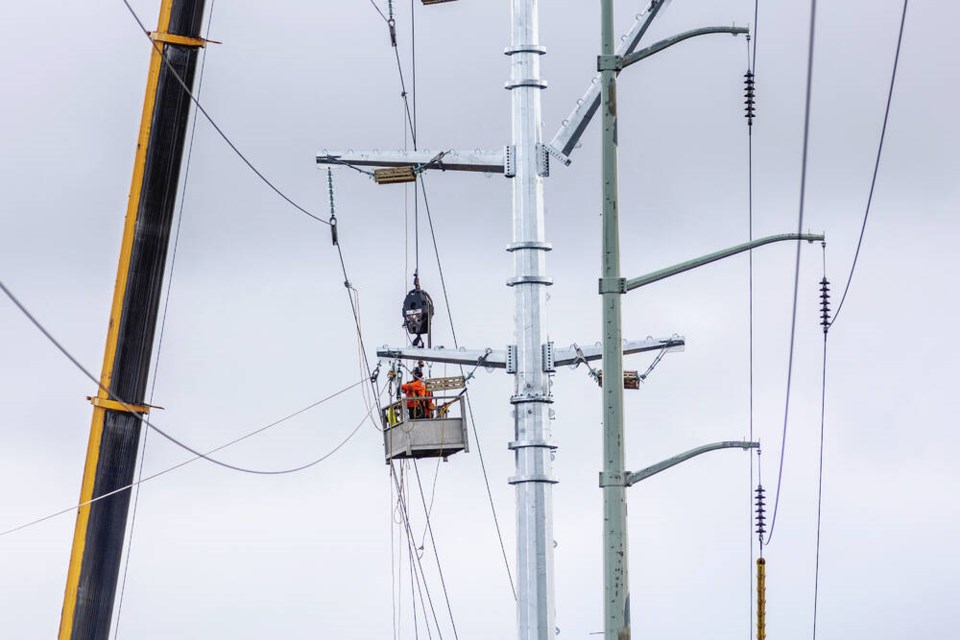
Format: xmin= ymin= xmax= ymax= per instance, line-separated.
xmin=596 ymin=54 xmax=622 ymax=72
xmin=506 ymin=345 xmax=518 ymax=373
xmin=536 ymin=143 xmax=550 ymax=177
xmin=541 ymin=342 xmax=556 ymax=373
xmin=87 ymin=396 xmax=154 ymax=415
xmin=148 ymin=31 xmax=211 ymax=48
xmin=598 ymin=471 xmax=625 ymax=487
xmin=508 ymin=439 xmax=559 ymax=450
xmin=504 ymin=78 xmax=549 ymax=90
xmin=598 ymin=277 xmax=626 ymax=294
xmin=504 ymin=145 xmax=516 ymax=178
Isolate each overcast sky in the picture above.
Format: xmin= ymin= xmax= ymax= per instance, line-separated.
xmin=2 ymin=1 xmax=958 ymax=638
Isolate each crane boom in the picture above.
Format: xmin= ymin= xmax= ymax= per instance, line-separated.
xmin=59 ymin=1 xmax=207 ymax=637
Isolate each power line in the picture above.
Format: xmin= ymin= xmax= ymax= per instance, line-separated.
xmin=830 ymin=0 xmax=909 ymax=330
xmin=765 ymin=0 xmax=818 ymax=546
xmin=0 ymin=377 xmax=370 ymax=539
xmin=0 ymin=278 xmax=376 ymax=476
xmin=118 ymin=0 xmax=329 ymax=226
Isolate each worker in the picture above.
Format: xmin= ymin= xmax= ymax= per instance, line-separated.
xmin=401 ymin=366 xmax=434 ymax=419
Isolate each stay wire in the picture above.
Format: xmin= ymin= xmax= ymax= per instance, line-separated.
xmin=765 ymin=0 xmax=818 ymax=547
xmin=413 ymin=459 xmax=460 ymax=640
xmin=829 ymin=0 xmax=909 ymax=330
xmin=0 ymin=377 xmax=369 ymax=539
xmin=119 ymin=0 xmax=328 ymax=225
xmin=0 ymin=278 xmax=375 ymax=476
xmin=114 ymin=2 xmax=218 ymax=633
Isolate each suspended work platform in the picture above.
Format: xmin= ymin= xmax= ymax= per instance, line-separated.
xmin=382 ymin=377 xmax=470 ymax=462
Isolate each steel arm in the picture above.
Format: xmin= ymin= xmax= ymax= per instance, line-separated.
xmin=376 ymin=337 xmax=684 ymax=369
xmin=625 ymin=233 xmax=825 ymax=291
xmin=624 ymin=440 xmax=758 ymax=486
xmin=316 ymin=148 xmax=505 ymax=174
xmin=621 ymin=26 xmax=748 ymax=68
xmin=549 ymin=0 xmax=668 ymax=159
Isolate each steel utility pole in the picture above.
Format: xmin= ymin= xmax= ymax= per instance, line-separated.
xmin=59 ymin=1 xmax=207 ymax=637
xmin=597 ymin=2 xmax=630 ymax=637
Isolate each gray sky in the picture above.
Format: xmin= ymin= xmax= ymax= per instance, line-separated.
xmin=2 ymin=0 xmax=958 ymax=638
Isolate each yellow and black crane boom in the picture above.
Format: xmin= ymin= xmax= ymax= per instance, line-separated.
xmin=59 ymin=1 xmax=207 ymax=637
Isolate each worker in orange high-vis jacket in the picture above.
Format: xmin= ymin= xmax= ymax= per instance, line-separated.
xmin=401 ymin=366 xmax=434 ymax=419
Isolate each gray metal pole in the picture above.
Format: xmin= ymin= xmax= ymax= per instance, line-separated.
xmin=507 ymin=1 xmax=556 ymax=639
xmin=597 ymin=1 xmax=629 ymax=638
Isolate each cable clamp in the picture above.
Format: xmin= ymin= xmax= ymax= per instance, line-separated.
xmin=87 ymin=395 xmax=157 ymax=415
xmin=148 ymin=32 xmax=217 ymax=48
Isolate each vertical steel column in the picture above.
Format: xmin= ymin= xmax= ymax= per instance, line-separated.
xmin=598 ymin=0 xmax=629 ymax=639
xmin=505 ymin=1 xmax=556 ymax=639
xmin=59 ymin=1 xmax=206 ymax=638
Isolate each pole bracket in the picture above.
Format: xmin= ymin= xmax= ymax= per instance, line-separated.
xmin=148 ymin=31 xmax=213 ymax=48
xmin=87 ymin=395 xmax=156 ymax=415
xmin=598 ymin=277 xmax=626 ymax=294
xmin=597 ymin=55 xmax=622 ymax=72
xmin=598 ymin=471 xmax=626 ymax=487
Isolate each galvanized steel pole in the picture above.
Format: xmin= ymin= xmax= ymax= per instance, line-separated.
xmin=507 ymin=1 xmax=556 ymax=639
xmin=597 ymin=0 xmax=630 ymax=638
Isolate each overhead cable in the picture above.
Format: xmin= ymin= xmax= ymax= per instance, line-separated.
xmin=118 ymin=0 xmax=328 ymax=225
xmin=0 ymin=279 xmax=375 ymax=476
xmin=829 ymin=0 xmax=909 ymax=329
xmin=0 ymin=376 xmax=369 ymax=539
xmin=765 ymin=0 xmax=818 ymax=546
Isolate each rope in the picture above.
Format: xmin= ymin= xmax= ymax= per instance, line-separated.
xmin=829 ymin=0 xmax=909 ymax=330
xmin=413 ymin=459 xmax=460 ymax=640
xmin=391 ymin=462 xmax=446 ymax=639
xmin=765 ymin=0 xmax=818 ymax=547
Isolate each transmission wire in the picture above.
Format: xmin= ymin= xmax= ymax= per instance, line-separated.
xmin=812 ymin=244 xmax=830 ymax=640
xmin=0 ymin=278 xmax=378 ymax=475
xmin=119 ymin=0 xmax=328 ymax=225
xmin=0 ymin=378 xmax=368 ymax=538
xmin=829 ymin=0 xmax=909 ymax=330
xmin=765 ymin=0 xmax=818 ymax=546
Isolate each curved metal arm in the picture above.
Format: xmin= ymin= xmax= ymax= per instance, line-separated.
xmin=625 ymin=232 xmax=825 ymax=291
xmin=621 ymin=26 xmax=749 ymax=69
xmin=625 ymin=440 xmax=758 ymax=486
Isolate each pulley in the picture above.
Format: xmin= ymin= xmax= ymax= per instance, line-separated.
xmin=402 ymin=274 xmax=434 ymax=348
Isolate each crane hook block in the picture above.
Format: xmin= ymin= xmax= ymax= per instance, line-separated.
xmin=402 ymin=285 xmax=434 ymax=347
